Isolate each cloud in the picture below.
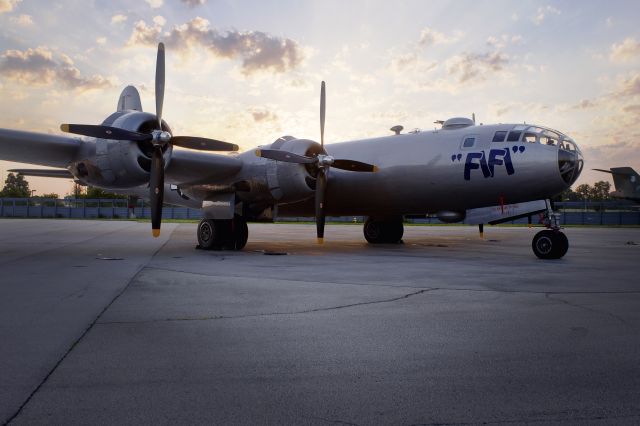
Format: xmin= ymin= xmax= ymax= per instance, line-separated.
xmin=573 ymin=99 xmax=597 ymax=110
xmin=610 ymin=37 xmax=640 ymax=62
xmin=0 ymin=47 xmax=113 ymax=91
xmin=127 ymin=17 xmax=304 ymax=75
xmin=111 ymin=14 xmax=127 ymax=25
xmin=390 ymin=52 xmax=437 ymax=75
xmin=153 ymin=15 xmax=166 ymax=26
xmin=532 ymin=5 xmax=561 ymax=25
xmin=0 ymin=0 xmax=21 ymax=14
xmin=96 ymin=37 xmax=107 ymax=45
xmin=623 ymin=104 xmax=640 ymax=115
xmin=486 ymin=34 xmax=522 ymax=49
xmin=447 ymin=51 xmax=509 ymax=83
xmin=145 ymin=0 xmax=163 ymax=8
xmin=249 ymin=108 xmax=278 ymax=123
xmin=418 ymin=27 xmax=463 ymax=46
xmin=9 ymin=13 xmax=32 ymax=25
xmin=180 ymin=0 xmax=205 ymax=6
xmin=615 ymin=72 xmax=640 ymax=97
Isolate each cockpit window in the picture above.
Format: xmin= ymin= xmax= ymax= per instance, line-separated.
xmin=540 ymin=131 xmax=559 ymax=146
xmin=507 ymin=131 xmax=522 ymax=142
xmin=492 ymin=131 xmax=507 ymax=142
xmin=463 ymin=137 xmax=475 ymax=148
xmin=523 ymin=133 xmax=537 ymax=143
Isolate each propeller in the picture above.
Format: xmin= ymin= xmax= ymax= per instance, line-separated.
xmin=60 ymin=42 xmax=239 ymax=237
xmin=255 ymin=81 xmax=378 ymax=243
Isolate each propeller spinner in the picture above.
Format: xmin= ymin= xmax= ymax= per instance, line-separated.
xmin=256 ymin=81 xmax=378 ymax=243
xmin=61 ymin=43 xmax=239 ymax=237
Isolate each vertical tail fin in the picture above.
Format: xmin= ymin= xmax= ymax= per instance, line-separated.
xmin=609 ymin=167 xmax=639 ymax=198
xmin=117 ymin=86 xmax=143 ymax=112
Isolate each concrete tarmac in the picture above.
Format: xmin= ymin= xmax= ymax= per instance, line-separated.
xmin=0 ymin=219 xmax=639 ymax=425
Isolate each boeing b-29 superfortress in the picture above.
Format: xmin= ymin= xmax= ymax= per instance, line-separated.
xmin=0 ymin=43 xmax=584 ymax=259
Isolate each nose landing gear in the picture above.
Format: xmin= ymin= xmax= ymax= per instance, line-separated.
xmin=532 ymin=201 xmax=568 ymax=259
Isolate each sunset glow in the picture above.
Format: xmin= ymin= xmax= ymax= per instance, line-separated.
xmin=1 ymin=0 xmax=638 ymax=196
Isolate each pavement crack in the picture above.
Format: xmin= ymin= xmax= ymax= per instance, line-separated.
xmin=3 ymin=227 xmax=177 ymax=426
xmin=545 ymin=293 xmax=633 ymax=327
xmin=144 ymin=265 xmax=426 ymax=290
xmin=410 ymin=412 xmax=640 ymax=425
xmin=309 ymin=416 xmax=360 ymax=426
xmin=99 ymin=288 xmax=434 ymax=325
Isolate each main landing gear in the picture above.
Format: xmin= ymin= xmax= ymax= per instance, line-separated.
xmin=531 ymin=202 xmax=568 ymax=259
xmin=197 ymin=215 xmax=248 ymax=250
xmin=363 ymin=216 xmax=404 ymax=244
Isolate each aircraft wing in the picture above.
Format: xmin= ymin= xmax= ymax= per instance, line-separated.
xmin=165 ymin=148 xmax=243 ymax=186
xmin=0 ymin=128 xmax=84 ymax=168
xmin=9 ymin=168 xmax=74 ymax=178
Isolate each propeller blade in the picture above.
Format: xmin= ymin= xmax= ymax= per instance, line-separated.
xmin=332 ymin=159 xmax=378 ymax=173
xmin=155 ymin=42 xmax=165 ymax=128
xmin=172 ymin=136 xmax=239 ymax=152
xmin=149 ymin=147 xmax=165 ymax=237
xmin=60 ymin=124 xmax=151 ymax=141
xmin=320 ymin=81 xmax=326 ymax=148
xmin=315 ymin=168 xmax=327 ymax=244
xmin=256 ymin=149 xmax=317 ymax=164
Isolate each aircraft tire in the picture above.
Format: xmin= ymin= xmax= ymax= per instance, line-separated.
xmin=532 ymin=230 xmax=568 ymax=259
xmin=231 ymin=215 xmax=248 ymax=250
xmin=197 ymin=219 xmax=220 ymax=250
xmin=197 ymin=216 xmax=248 ymax=250
xmin=364 ymin=217 xmax=404 ymax=244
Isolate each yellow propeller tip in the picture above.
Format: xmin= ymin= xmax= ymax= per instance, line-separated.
xmin=317 ymin=237 xmax=324 ymax=244
xmin=152 ymin=229 xmax=161 ymax=238
xmin=372 ymin=165 xmax=379 ymax=172
xmin=255 ymin=149 xmax=261 ymax=157
xmin=479 ymin=232 xmax=484 ymax=239
xmin=60 ymin=124 xmax=69 ymax=132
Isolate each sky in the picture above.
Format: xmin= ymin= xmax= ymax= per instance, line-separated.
xmin=1 ymin=0 xmax=639 ymax=196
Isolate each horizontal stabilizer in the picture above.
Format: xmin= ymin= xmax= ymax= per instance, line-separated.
xmin=465 ymin=199 xmax=548 ymax=225
xmin=9 ymin=168 xmax=73 ymax=179
xmin=593 ymin=168 xmax=635 ymax=176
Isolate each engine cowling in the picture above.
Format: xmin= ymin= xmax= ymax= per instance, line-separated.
xmin=263 ymin=137 xmax=323 ymax=204
xmin=69 ymin=111 xmax=171 ymax=190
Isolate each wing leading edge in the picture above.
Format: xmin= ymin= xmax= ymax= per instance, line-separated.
xmin=0 ymin=128 xmax=83 ymax=168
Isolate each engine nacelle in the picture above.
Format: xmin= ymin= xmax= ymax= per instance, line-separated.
xmin=436 ymin=210 xmax=466 ymax=223
xmin=264 ymin=137 xmax=322 ymax=204
xmin=69 ymin=111 xmax=171 ymax=190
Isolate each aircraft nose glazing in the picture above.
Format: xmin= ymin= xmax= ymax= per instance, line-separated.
xmin=558 ymin=140 xmax=583 ymax=185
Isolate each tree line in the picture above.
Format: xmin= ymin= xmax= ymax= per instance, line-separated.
xmin=0 ymin=172 xmax=616 ymax=202
xmin=556 ymin=181 xmax=612 ymax=202
xmin=0 ymin=172 xmax=121 ymax=199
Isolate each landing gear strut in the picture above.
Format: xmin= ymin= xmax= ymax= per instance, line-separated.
xmin=197 ymin=215 xmax=248 ymax=250
xmin=532 ymin=201 xmax=568 ymax=259
xmin=363 ymin=216 xmax=404 ymax=244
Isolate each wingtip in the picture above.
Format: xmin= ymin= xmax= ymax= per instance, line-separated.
xmin=152 ymin=229 xmax=161 ymax=238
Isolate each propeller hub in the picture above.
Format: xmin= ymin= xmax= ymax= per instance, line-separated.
xmin=152 ymin=129 xmax=172 ymax=146
xmin=317 ymin=154 xmax=334 ymax=168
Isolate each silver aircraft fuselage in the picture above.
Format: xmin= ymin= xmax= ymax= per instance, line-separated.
xmin=241 ymin=122 xmax=583 ymax=217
